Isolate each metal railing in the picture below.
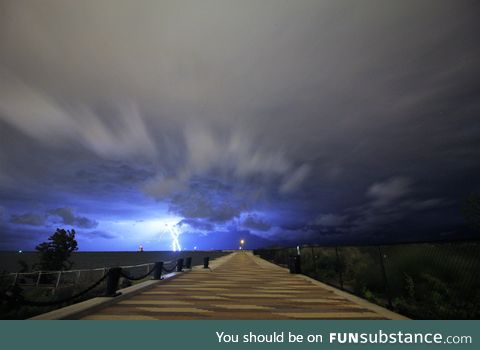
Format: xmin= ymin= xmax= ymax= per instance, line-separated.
xmin=254 ymin=240 xmax=480 ymax=319
xmin=0 ymin=255 xmax=211 ymax=309
xmin=1 ymin=262 xmax=157 ymax=291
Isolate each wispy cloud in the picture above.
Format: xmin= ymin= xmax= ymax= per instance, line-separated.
xmin=10 ymin=213 xmax=46 ymax=226
xmin=0 ymin=71 xmax=156 ymax=159
xmin=0 ymin=0 xmax=479 ymax=248
xmin=314 ymin=214 xmax=348 ymax=227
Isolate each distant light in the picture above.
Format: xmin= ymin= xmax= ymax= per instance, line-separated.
xmin=194 ymin=246 xmax=197 ymax=250
xmin=240 ymin=239 xmax=245 ymax=245
xmin=18 ymin=250 xmax=23 ymax=254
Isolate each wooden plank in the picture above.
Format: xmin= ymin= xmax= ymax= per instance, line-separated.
xmin=81 ymin=252 xmax=394 ymax=320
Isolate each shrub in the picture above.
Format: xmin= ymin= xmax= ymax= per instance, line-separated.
xmin=35 ymin=228 xmax=78 ymax=271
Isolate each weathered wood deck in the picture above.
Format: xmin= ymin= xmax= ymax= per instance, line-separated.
xmin=81 ymin=252 xmax=404 ymax=320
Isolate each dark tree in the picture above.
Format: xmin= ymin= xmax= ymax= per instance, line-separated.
xmin=35 ymin=228 xmax=78 ymax=271
xmin=463 ymin=194 xmax=480 ymax=232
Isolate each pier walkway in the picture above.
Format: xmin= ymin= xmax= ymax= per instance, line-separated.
xmin=80 ymin=252 xmax=404 ymax=320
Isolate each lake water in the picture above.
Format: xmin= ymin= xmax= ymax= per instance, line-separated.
xmin=0 ymin=250 xmax=229 ymax=273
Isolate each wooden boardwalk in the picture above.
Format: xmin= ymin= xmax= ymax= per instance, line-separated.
xmin=81 ymin=252 xmax=403 ymax=320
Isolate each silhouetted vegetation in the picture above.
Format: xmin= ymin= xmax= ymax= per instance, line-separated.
xmin=463 ymin=194 xmax=480 ymax=232
xmin=35 ymin=228 xmax=78 ymax=271
xmin=255 ymin=241 xmax=480 ymax=319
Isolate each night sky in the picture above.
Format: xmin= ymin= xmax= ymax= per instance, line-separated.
xmin=1 ymin=0 xmax=480 ymax=251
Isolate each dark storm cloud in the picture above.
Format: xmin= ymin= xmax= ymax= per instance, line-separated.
xmin=79 ymin=230 xmax=116 ymax=240
xmin=241 ymin=215 xmax=271 ymax=232
xmin=48 ymin=207 xmax=76 ymax=225
xmin=321 ymin=177 xmax=450 ymax=235
xmin=75 ymin=163 xmax=155 ymax=191
xmin=0 ymin=206 xmax=5 ymax=223
xmin=168 ymin=179 xmax=246 ymax=223
xmin=314 ymin=214 xmax=348 ymax=228
xmin=10 ymin=213 xmax=46 ymax=226
xmin=75 ymin=217 xmax=98 ymax=229
xmin=179 ymin=228 xmax=274 ymax=250
xmin=171 ymin=192 xmax=242 ymax=223
xmin=48 ymin=207 xmax=98 ymax=229
xmin=0 ymin=226 xmax=45 ymax=248
xmin=8 ymin=207 xmax=98 ymax=230
xmin=367 ymin=177 xmax=412 ymax=207
xmin=177 ymin=219 xmax=214 ymax=232
xmin=0 ymin=0 xmax=480 ymax=248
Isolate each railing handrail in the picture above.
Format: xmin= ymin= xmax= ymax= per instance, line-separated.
xmin=1 ymin=260 xmax=175 ymax=277
xmin=0 ymin=254 xmax=209 ymax=308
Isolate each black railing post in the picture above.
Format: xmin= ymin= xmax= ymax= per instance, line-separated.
xmin=311 ymin=246 xmax=318 ymax=276
xmin=289 ymin=255 xmax=301 ymax=274
xmin=185 ymin=257 xmax=192 ymax=269
xmin=105 ymin=267 xmax=122 ymax=297
xmin=335 ymin=247 xmax=344 ymax=290
xmin=153 ymin=261 xmax=163 ymax=280
xmin=203 ymin=257 xmax=210 ymax=269
xmin=377 ymin=246 xmax=393 ymax=309
xmin=176 ymin=258 xmax=184 ymax=272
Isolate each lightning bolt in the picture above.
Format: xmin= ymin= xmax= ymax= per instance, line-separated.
xmin=165 ymin=223 xmax=182 ymax=251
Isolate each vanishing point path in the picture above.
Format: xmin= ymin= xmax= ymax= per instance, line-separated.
xmin=81 ymin=252 xmax=404 ymax=320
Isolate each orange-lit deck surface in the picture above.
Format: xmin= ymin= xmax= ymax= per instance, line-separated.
xmin=81 ymin=252 xmax=397 ymax=320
